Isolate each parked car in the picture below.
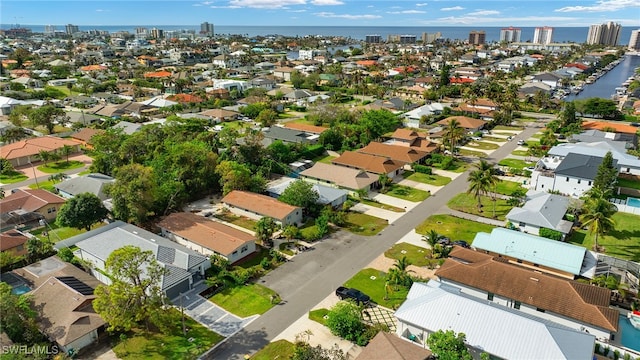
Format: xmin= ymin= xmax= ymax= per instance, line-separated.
xmin=517 ymin=139 xmax=525 ymax=145
xmin=507 ymin=136 xmax=513 ymax=141
xmin=335 ymin=286 xmax=370 ymax=305
xmin=495 ymin=169 xmax=506 ymax=176
xmin=437 ymin=237 xmax=451 ymax=246
xmin=452 ymin=240 xmax=470 ymax=248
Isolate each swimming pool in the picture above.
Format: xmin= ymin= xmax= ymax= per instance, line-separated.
xmin=626 ymin=197 xmax=640 ymax=208
xmin=619 ymin=314 xmax=640 ymax=352
xmin=12 ymin=284 xmax=31 ymax=295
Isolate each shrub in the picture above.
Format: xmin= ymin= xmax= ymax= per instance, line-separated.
xmin=413 ymin=164 xmax=432 ymax=175
xmin=539 ymin=228 xmax=563 ymax=241
xmin=441 ymin=156 xmax=454 ymax=170
xmin=57 ymin=247 xmax=75 ymax=263
xmin=260 ymin=257 xmax=271 ymax=270
xmin=326 ymin=301 xmax=367 ymax=345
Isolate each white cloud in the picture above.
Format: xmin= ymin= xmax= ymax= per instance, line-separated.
xmin=229 ymin=0 xmax=305 ymax=9
xmin=466 ymin=10 xmax=499 ymax=16
xmin=555 ymin=0 xmax=639 ymax=12
xmin=287 ymin=9 xmax=307 ymax=12
xmin=440 ymin=6 xmax=464 ymax=11
xmin=311 ymin=0 xmax=344 ymax=5
xmin=416 ymin=2 xmax=428 ymax=6
xmin=387 ymin=10 xmax=426 ymax=14
xmin=431 ymin=15 xmax=577 ymax=26
xmin=95 ymin=9 xmax=109 ymax=12
xmin=315 ymin=12 xmax=382 ymax=20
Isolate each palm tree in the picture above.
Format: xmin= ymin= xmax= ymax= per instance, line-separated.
xmin=443 ymin=119 xmax=465 ymax=155
xmin=467 ymin=170 xmax=486 ymax=212
xmin=61 ymin=145 xmax=74 ymax=164
xmin=475 ymin=160 xmax=500 ymax=218
xmin=38 ymin=150 xmax=51 ymax=166
xmin=580 ymin=193 xmax=617 ymax=252
xmin=388 ymin=256 xmax=414 ymax=289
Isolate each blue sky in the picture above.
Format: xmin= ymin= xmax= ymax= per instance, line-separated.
xmin=1 ymin=0 xmax=639 ymax=27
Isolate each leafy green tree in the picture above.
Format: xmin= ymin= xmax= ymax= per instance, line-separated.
xmin=279 ymin=180 xmax=320 ymax=214
xmin=0 ymin=282 xmax=43 ymax=345
xmin=282 ymin=225 xmax=300 ymax=241
xmin=106 ymin=164 xmax=156 ymax=225
xmin=467 ymin=160 xmax=499 ymax=215
xmin=256 ymin=108 xmax=278 ymax=127
xmin=378 ymin=174 xmax=392 ymax=192
xmin=216 ymin=160 xmax=264 ymax=196
xmin=559 ymin=101 xmax=579 ymax=130
xmin=539 ymin=128 xmax=558 ymax=147
xmin=89 ymin=128 xmax=128 ymax=176
xmin=93 ymin=246 xmax=175 ymax=332
xmin=507 ymin=188 xmax=527 ymax=207
xmin=0 ymin=127 xmax=27 ymax=143
xmin=255 ymin=217 xmax=279 ymax=248
xmin=580 ymin=192 xmax=617 ymax=252
xmin=438 ymin=65 xmax=451 ymax=88
xmin=442 ymin=118 xmax=465 ymax=155
xmin=38 ymin=150 xmax=51 ymax=166
xmin=388 ymin=256 xmax=413 ymax=288
xmin=0 ymin=158 xmax=15 ymax=175
xmin=26 ymin=237 xmax=54 ymax=262
xmin=57 ymin=192 xmax=109 ymax=231
xmin=326 ymin=301 xmax=366 ymax=344
xmin=0 ymin=251 xmax=22 ymax=268
xmin=427 ymin=330 xmax=473 ymax=360
xmin=592 ymin=151 xmax=618 ymax=197
xmin=291 ymin=70 xmax=305 ymax=89
xmin=28 ymin=105 xmax=66 ymax=134
xmin=292 ymin=341 xmax=346 ymax=360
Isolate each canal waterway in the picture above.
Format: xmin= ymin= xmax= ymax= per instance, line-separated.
xmin=565 ymin=54 xmax=640 ymax=101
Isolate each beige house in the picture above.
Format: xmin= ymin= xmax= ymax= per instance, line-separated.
xmin=0 ymin=136 xmax=81 ymax=167
xmin=221 ymin=190 xmax=303 ymax=227
xmin=299 ymin=162 xmax=378 ymax=194
xmin=0 ymin=189 xmax=66 ymax=222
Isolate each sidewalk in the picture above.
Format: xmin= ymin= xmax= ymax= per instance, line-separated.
xmin=438 ymin=208 xmax=506 ymax=227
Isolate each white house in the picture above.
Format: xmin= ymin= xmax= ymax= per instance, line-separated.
xmin=530 ymin=153 xmax=614 ymax=197
xmin=505 ymin=191 xmax=574 ymax=238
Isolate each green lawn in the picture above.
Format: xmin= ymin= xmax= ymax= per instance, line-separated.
xmin=568 ymin=212 xmax=640 ymax=262
xmin=531 ymin=133 xmax=543 ymax=139
xmin=498 ymin=158 xmax=535 ymax=170
xmin=494 ymin=180 xmax=526 ymax=196
xmin=465 ymin=141 xmax=500 ymax=150
xmin=343 ymin=268 xmax=409 ymax=309
xmin=31 ymin=223 xmax=105 ymax=243
xmin=384 ymin=184 xmax=430 ymax=202
xmin=214 ymin=212 xmax=257 ymax=231
xmin=308 ymin=308 xmax=329 ymax=326
xmin=359 ymin=198 xmax=405 ymax=212
xmin=236 ymin=246 xmax=271 ymax=268
xmin=510 ymin=150 xmax=530 ymax=156
xmin=37 ymin=160 xmax=84 ymax=174
xmin=415 ymin=214 xmax=496 ymax=242
xmin=112 ymin=310 xmax=223 ymax=360
xmin=209 ymin=283 xmax=277 ymax=317
xmin=314 ymin=154 xmax=337 ymax=164
xmin=457 ymin=148 xmax=488 ymax=158
xmin=28 ymin=179 xmax=59 ymax=192
xmin=0 ymin=171 xmax=28 ymax=184
xmin=299 ymin=220 xmax=321 ymax=241
xmin=404 ymin=172 xmax=451 ymax=186
xmin=618 ymin=177 xmax=640 ymax=190
xmin=482 ymin=136 xmax=507 ymax=142
xmin=384 ymin=242 xmax=431 ymax=267
xmin=344 ymin=212 xmax=388 ymax=236
xmin=251 ymin=340 xmax=296 ymax=360
xmin=493 ymin=125 xmax=523 ymax=131
xmin=447 ymin=193 xmax=514 ymax=221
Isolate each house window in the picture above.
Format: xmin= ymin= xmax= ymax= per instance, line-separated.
xmin=47 ymin=207 xmax=56 ymax=213
xmin=487 ymin=292 xmax=494 ymax=301
xmin=232 ymin=250 xmax=238 ymax=255
xmin=577 ymin=179 xmax=581 ymax=184
xmin=241 ymin=246 xmax=248 ymax=253
xmin=16 ymin=244 xmax=24 ymax=251
xmin=588 ymin=181 xmax=592 ymax=186
xmin=536 ymin=308 xmax=546 ymax=313
xmin=514 ymin=301 xmax=521 ymax=309
xmin=627 ymin=168 xmax=631 ymax=173
xmin=566 ymin=177 xmax=569 ymax=182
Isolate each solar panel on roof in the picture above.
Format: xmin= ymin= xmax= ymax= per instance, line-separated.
xmin=56 ymin=276 xmax=94 ymax=295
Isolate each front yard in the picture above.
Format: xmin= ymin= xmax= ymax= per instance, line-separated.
xmin=494 ymin=180 xmax=526 ymax=196
xmin=0 ymin=171 xmax=28 ymax=184
xmin=343 ymin=268 xmax=409 ymax=309
xmin=384 ymin=184 xmax=430 ymax=202
xmin=568 ymin=212 xmax=640 ymax=262
xmin=251 ymin=340 xmax=296 ymax=360
xmin=384 ymin=242 xmax=432 ymax=267
xmin=358 ymin=198 xmax=405 ymax=212
xmin=498 ymin=158 xmax=535 ymax=170
xmin=344 ymin=212 xmax=388 ymax=236
xmin=403 ymin=171 xmax=451 ymax=186
xmin=209 ymin=283 xmax=277 ymax=317
xmin=37 ymin=160 xmax=85 ymax=173
xmin=465 ymin=141 xmax=500 ymax=150
xmin=447 ymin=193 xmax=514 ymax=221
xmin=415 ymin=214 xmax=496 ymax=242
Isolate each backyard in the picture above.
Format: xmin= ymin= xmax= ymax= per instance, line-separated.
xmin=213 ymin=212 xmax=257 ymax=231
xmin=344 ymin=212 xmax=388 ymax=236
xmin=447 ymin=193 xmax=514 ymax=221
xmin=209 ymin=283 xmax=277 ymax=317
xmin=343 ymin=268 xmax=409 ymax=309
xmin=415 ymin=214 xmax=496 ymax=242
xmin=403 ymin=171 xmax=451 ymax=186
xmin=30 ymin=222 xmax=105 ymax=243
xmin=568 ymin=212 xmax=640 ymax=262
xmin=384 ymin=184 xmax=430 ymax=202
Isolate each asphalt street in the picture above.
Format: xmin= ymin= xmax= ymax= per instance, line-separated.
xmin=208 ymin=126 xmax=539 ymax=359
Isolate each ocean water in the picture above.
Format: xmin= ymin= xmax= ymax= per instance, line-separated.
xmin=1 ymin=25 xmax=637 ymax=44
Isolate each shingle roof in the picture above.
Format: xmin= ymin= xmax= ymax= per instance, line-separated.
xmin=157 ymin=212 xmax=255 ymax=256
xmin=0 ymin=229 xmax=28 ymax=251
xmin=283 ymin=122 xmax=328 ymax=134
xmin=54 ymin=173 xmax=114 ymax=200
xmin=505 ymin=191 xmax=573 ymax=234
xmin=0 ymin=189 xmax=66 ymax=214
xmin=358 ymin=142 xmax=428 ymax=164
xmin=437 ymin=116 xmax=487 ymax=130
xmin=435 ymin=247 xmax=618 ymax=332
xmin=221 ymin=190 xmax=300 ymax=220
xmin=355 ymin=332 xmax=432 ymax=360
xmin=263 ymin=126 xmax=317 ymax=144
xmin=266 ymin=178 xmax=347 ymax=205
xmin=0 ymin=136 xmax=79 ymax=160
xmin=554 ymin=153 xmax=613 ymax=180
xmin=300 ymin=162 xmax=378 ymax=191
xmin=332 ymin=151 xmax=404 ymax=174
xmin=70 ymin=128 xmax=105 ymax=143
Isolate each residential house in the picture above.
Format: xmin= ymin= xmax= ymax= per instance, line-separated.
xmin=434 ymin=247 xmax=618 ymax=341
xmin=505 ymin=191 xmax=574 ymax=239
xmin=65 ymin=112 xmax=104 ymax=127
xmin=282 ymin=122 xmax=328 ymax=135
xmin=12 ymin=257 xmax=105 ymax=353
xmin=112 ymin=120 xmax=142 ymax=135
xmin=273 ymin=67 xmax=296 ymax=82
xmin=199 ymin=108 xmax=239 ymax=123
xmin=299 ymin=162 xmax=379 ymax=194
xmin=140 ymin=96 xmax=178 ymax=108
xmin=401 ymin=103 xmax=444 ymax=128
xmin=221 ymin=190 xmax=303 ymax=227
xmin=0 ymin=136 xmax=81 ymax=167
xmin=64 ymin=95 xmax=98 ymax=108
xmin=519 ymin=82 xmax=553 ymax=97
xmin=69 ymin=128 xmax=105 ymax=148
xmin=266 ymin=177 xmax=348 ymax=208
xmin=262 ymin=126 xmax=320 ymax=145
xmin=0 ymin=229 xmax=29 ymax=258
xmin=386 ymin=128 xmax=438 ymax=153
xmin=358 ymin=142 xmax=429 ymax=165
xmin=437 ymin=116 xmax=487 ymax=133
xmin=88 ymin=101 xmax=152 ymax=119
xmin=73 ymin=221 xmax=211 ymax=299
xmin=54 ymin=173 xmax=115 ymax=201
xmin=395 ymin=280 xmax=596 ymax=360
xmin=283 ymin=89 xmax=314 ymax=103
xmin=571 ymin=129 xmax=637 ymax=151
xmin=248 ymin=78 xmax=276 ymax=90
xmin=531 ymin=153 xmax=612 ymax=197
xmin=539 ymin=141 xmax=640 ymax=177
xmin=531 ymin=72 xmax=564 ymax=88
xmin=212 ymin=54 xmax=239 ymax=69
xmin=582 ymin=120 xmax=639 ymax=135
xmin=332 ymin=151 xmax=405 ymax=177
xmin=157 ymin=212 xmax=256 ymax=263
xmin=11 ymin=76 xmax=43 ymax=89
xmin=0 ymin=189 xmax=66 ymax=222
xmin=355 ymin=331 xmax=432 ymax=360
xmin=472 ymin=228 xmax=597 ymax=280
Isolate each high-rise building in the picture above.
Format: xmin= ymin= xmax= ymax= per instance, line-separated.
xmin=468 ymin=30 xmax=486 ymax=45
xmin=44 ymin=25 xmax=56 ymax=36
xmin=587 ymin=22 xmax=621 ymax=46
xmin=421 ymin=32 xmax=442 ymax=44
xmin=499 ymin=27 xmax=521 ymax=43
xmin=151 ymin=28 xmax=164 ymax=39
xmin=65 ymin=24 xmax=79 ymax=35
xmin=399 ymin=35 xmax=417 ymax=44
xmin=200 ymin=22 xmax=214 ymax=36
xmin=533 ymin=26 xmax=553 ymax=45
xmin=365 ymin=34 xmax=381 ymax=44
xmin=629 ymin=29 xmax=640 ymax=51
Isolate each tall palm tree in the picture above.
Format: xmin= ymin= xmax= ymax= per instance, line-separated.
xmin=580 ymin=194 xmax=617 ymax=252
xmin=476 ymin=160 xmax=500 ymax=218
xmin=443 ymin=119 xmax=465 ymax=155
xmin=467 ymin=170 xmax=486 ymax=212
xmin=467 ymin=160 xmax=499 ymax=214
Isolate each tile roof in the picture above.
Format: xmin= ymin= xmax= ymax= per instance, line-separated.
xmin=437 ymin=116 xmax=487 ymax=130
xmin=0 ymin=136 xmax=79 ymax=160
xmin=221 ymin=190 xmax=300 ymax=220
xmin=0 ymin=189 xmax=66 ymax=214
xmin=167 ymin=93 xmax=204 ymax=103
xmin=143 ymin=70 xmax=172 ymax=78
xmin=435 ymin=247 xmax=618 ymax=332
xmin=300 ymin=162 xmax=378 ymax=191
xmin=283 ymin=122 xmax=328 ymax=134
xmin=332 ymin=151 xmax=405 ymax=174
xmin=0 ymin=229 xmax=28 ymax=251
xmin=70 ymin=128 xmax=105 ymax=144
xmin=582 ymin=121 xmax=639 ymax=135
xmin=358 ymin=142 xmax=428 ymax=164
xmin=355 ymin=332 xmax=432 ymax=360
xmin=157 ymin=212 xmax=255 ymax=256
xmin=390 ymin=128 xmax=424 ymax=141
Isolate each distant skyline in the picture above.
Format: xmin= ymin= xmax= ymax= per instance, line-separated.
xmin=1 ymin=0 xmax=639 ymax=28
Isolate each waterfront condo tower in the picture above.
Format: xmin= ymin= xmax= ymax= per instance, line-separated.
xmin=468 ymin=30 xmax=486 ymax=45
xmin=200 ymin=22 xmax=214 ymax=37
xmin=65 ymin=24 xmax=79 ymax=35
xmin=365 ymin=34 xmax=381 ymax=43
xmin=587 ymin=22 xmax=621 ymax=46
xmin=629 ymin=29 xmax=640 ymax=51
xmin=533 ymin=26 xmax=553 ymax=45
xmin=500 ymin=27 xmax=521 ymax=43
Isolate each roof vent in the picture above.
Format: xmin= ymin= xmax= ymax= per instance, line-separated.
xmin=529 ymin=277 xmax=539 ymax=282
xmin=150 ymin=238 xmax=156 ymax=242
